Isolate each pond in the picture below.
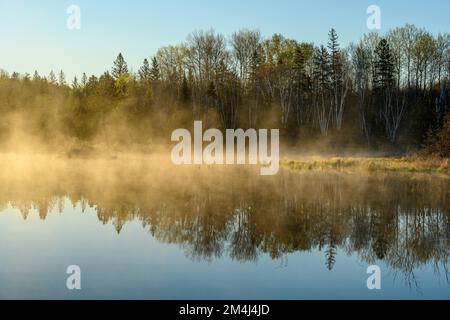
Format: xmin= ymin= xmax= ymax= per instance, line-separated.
xmin=0 ymin=155 xmax=449 ymax=299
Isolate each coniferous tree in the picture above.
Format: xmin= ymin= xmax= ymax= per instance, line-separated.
xmin=293 ymin=45 xmax=307 ymax=126
xmin=374 ymin=39 xmax=405 ymax=143
xmin=374 ymin=39 xmax=395 ymax=90
xmin=33 ymin=70 xmax=40 ymax=82
xmin=112 ymin=53 xmax=128 ymax=79
xmin=325 ymin=244 xmax=337 ymax=271
xmin=247 ymin=45 xmax=263 ymax=127
xmin=72 ymin=76 xmax=79 ymax=89
xmin=59 ymin=70 xmax=66 ymax=86
xmin=179 ymin=73 xmax=191 ymax=104
xmin=11 ymin=72 xmax=20 ymax=80
xmin=328 ymin=29 xmax=342 ymax=82
xmin=138 ymin=59 xmax=151 ymax=82
xmin=328 ymin=29 xmax=346 ymax=129
xmin=150 ymin=57 xmax=160 ymax=81
xmin=98 ymin=71 xmax=115 ymax=97
xmin=313 ymin=45 xmax=332 ymax=135
xmin=81 ymin=72 xmax=88 ymax=87
xmin=353 ymin=44 xmax=372 ymax=144
xmin=48 ymin=70 xmax=57 ymax=85
xmin=249 ymin=45 xmax=263 ymax=86
xmin=137 ymin=60 xmax=153 ymax=110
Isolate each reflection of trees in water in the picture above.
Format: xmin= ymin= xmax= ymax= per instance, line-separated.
xmin=1 ymin=166 xmax=449 ymax=284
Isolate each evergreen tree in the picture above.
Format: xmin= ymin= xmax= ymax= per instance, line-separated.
xmin=313 ymin=46 xmax=331 ymax=91
xmin=81 ymin=72 xmax=88 ymax=87
xmin=33 ymin=70 xmax=40 ymax=82
xmin=112 ymin=53 xmax=128 ymax=79
xmin=138 ymin=58 xmax=151 ymax=82
xmin=374 ymin=39 xmax=395 ymax=90
xmin=294 ymin=45 xmax=308 ymax=89
xmin=249 ymin=44 xmax=263 ymax=86
xmin=328 ymin=28 xmax=345 ymax=129
xmin=313 ymin=45 xmax=332 ymax=135
xmin=374 ymin=39 xmax=404 ymax=143
xmin=72 ymin=76 xmax=79 ymax=89
xmin=150 ymin=57 xmax=160 ymax=81
xmin=59 ymin=70 xmax=66 ymax=86
xmin=87 ymin=75 xmax=98 ymax=90
xmin=328 ymin=28 xmax=342 ymax=80
xmin=48 ymin=70 xmax=57 ymax=84
xmin=98 ymin=71 xmax=115 ymax=97
xmin=179 ymin=73 xmax=191 ymax=103
xmin=325 ymin=244 xmax=337 ymax=271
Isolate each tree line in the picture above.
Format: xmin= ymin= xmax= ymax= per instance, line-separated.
xmin=0 ymin=24 xmax=449 ymax=153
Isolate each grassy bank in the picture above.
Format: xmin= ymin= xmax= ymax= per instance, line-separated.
xmin=281 ymin=156 xmax=450 ymax=175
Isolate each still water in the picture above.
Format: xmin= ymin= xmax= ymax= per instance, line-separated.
xmin=0 ymin=155 xmax=449 ymax=299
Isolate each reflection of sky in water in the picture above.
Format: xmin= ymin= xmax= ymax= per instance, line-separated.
xmin=1 ymin=196 xmax=449 ymax=300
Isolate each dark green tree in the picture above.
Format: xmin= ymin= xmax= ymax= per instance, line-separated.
xmin=58 ymin=70 xmax=66 ymax=86
xmin=313 ymin=45 xmax=332 ymax=135
xmin=374 ymin=39 xmax=395 ymax=90
xmin=98 ymin=71 xmax=115 ymax=97
xmin=81 ymin=72 xmax=88 ymax=87
xmin=150 ymin=57 xmax=160 ymax=81
xmin=138 ymin=58 xmax=151 ymax=82
xmin=179 ymin=73 xmax=191 ymax=104
xmin=112 ymin=53 xmax=128 ymax=79
xmin=328 ymin=28 xmax=346 ymax=129
xmin=72 ymin=76 xmax=79 ymax=89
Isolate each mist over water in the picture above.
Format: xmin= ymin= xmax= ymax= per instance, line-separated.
xmin=0 ymin=154 xmax=449 ymax=299
xmin=0 ymin=0 xmax=449 ymax=303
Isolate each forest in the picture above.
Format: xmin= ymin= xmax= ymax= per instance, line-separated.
xmin=0 ymin=24 xmax=449 ymax=156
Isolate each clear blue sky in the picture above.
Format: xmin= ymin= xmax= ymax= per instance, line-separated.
xmin=1 ymin=0 xmax=449 ymax=81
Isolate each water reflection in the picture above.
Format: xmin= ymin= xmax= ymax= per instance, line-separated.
xmin=1 ymin=156 xmax=449 ymax=289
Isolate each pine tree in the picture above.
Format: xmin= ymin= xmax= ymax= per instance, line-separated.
xmin=81 ymin=72 xmax=87 ymax=87
xmin=374 ymin=39 xmax=395 ymax=90
xmin=33 ymin=70 xmax=40 ymax=82
xmin=98 ymin=71 xmax=115 ymax=96
xmin=138 ymin=59 xmax=151 ymax=82
xmin=328 ymin=28 xmax=342 ymax=80
xmin=112 ymin=53 xmax=128 ymax=79
xmin=328 ymin=28 xmax=345 ymax=129
xmin=293 ymin=46 xmax=308 ymax=127
xmin=313 ymin=45 xmax=332 ymax=135
xmin=325 ymin=244 xmax=337 ymax=271
xmin=374 ymin=39 xmax=404 ymax=143
xmin=313 ymin=46 xmax=331 ymax=91
xmin=72 ymin=76 xmax=79 ymax=89
xmin=48 ymin=70 xmax=57 ymax=84
xmin=150 ymin=57 xmax=160 ymax=81
xmin=294 ymin=45 xmax=308 ymax=89
xmin=179 ymin=73 xmax=191 ymax=103
xmin=58 ymin=70 xmax=66 ymax=86
xmin=249 ymin=44 xmax=263 ymax=86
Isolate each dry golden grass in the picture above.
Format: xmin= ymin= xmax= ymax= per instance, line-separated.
xmin=281 ymin=156 xmax=450 ymax=176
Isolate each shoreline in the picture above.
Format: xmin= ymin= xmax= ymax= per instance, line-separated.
xmin=281 ymin=156 xmax=450 ymax=176
xmin=0 ymin=151 xmax=448 ymax=176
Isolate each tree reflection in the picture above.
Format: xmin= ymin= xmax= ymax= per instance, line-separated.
xmin=1 ymin=158 xmax=449 ymax=288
